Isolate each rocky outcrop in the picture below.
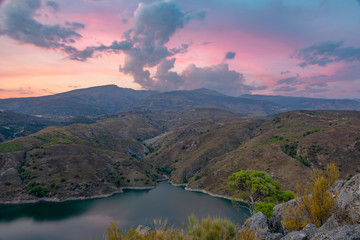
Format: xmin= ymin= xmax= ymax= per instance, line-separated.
xmin=244 ymin=212 xmax=271 ymax=239
xmin=270 ymin=199 xmax=297 ymax=235
xmin=312 ymin=225 xmax=360 ymax=240
xmin=245 ymin=174 xmax=360 ymax=240
xmin=334 ymin=174 xmax=360 ymax=225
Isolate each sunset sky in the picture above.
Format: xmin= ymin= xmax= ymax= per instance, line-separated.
xmin=0 ymin=0 xmax=360 ymax=99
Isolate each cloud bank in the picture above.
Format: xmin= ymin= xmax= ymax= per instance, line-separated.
xmin=66 ymin=0 xmax=257 ymax=96
xmin=0 ymin=0 xmax=83 ymax=54
xmin=295 ymin=41 xmax=360 ymax=67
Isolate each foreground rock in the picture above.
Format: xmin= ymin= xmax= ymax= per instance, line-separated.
xmin=334 ymin=174 xmax=360 ymax=225
xmin=245 ymin=174 xmax=360 ymax=240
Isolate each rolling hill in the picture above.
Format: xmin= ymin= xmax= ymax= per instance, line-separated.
xmin=1 ymin=109 xmax=360 ymax=202
xmin=143 ymin=110 xmax=360 ymax=193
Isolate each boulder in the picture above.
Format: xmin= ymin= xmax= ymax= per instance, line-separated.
xmin=135 ymin=225 xmax=152 ymax=236
xmin=244 ymin=212 xmax=271 ymax=239
xmin=280 ymin=231 xmax=306 ymax=240
xmin=265 ymin=233 xmax=284 ymax=240
xmin=312 ymin=224 xmax=360 ymax=240
xmin=301 ymin=224 xmax=318 ymax=239
xmin=319 ymin=215 xmax=341 ymax=231
xmin=335 ymin=174 xmax=360 ymax=225
xmin=270 ymin=199 xmax=297 ymax=235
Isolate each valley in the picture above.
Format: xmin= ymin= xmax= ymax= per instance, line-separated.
xmin=0 ymin=99 xmax=359 ymax=203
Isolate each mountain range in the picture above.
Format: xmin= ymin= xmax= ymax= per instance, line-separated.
xmin=1 ymin=85 xmax=360 ymax=203
xmin=0 ymin=85 xmax=360 ymax=116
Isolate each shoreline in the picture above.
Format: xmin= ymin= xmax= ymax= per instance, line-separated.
xmin=0 ymin=180 xmax=244 ymax=205
xmin=0 ymin=186 xmax=156 ymax=205
xmin=167 ymin=180 xmax=244 ymax=203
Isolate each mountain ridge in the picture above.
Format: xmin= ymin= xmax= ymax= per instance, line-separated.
xmin=1 ymin=85 xmax=360 ymax=117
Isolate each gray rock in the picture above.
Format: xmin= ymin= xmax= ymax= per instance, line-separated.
xmin=335 ymin=174 xmax=360 ymax=225
xmin=244 ymin=212 xmax=270 ymax=232
xmin=301 ymin=224 xmax=318 ymax=239
xmin=270 ymin=199 xmax=297 ymax=235
xmin=330 ymin=179 xmax=346 ymax=195
xmin=244 ymin=212 xmax=271 ymax=238
xmin=312 ymin=224 xmax=360 ymax=240
xmin=265 ymin=233 xmax=284 ymax=240
xmin=280 ymin=231 xmax=307 ymax=240
xmin=319 ymin=215 xmax=341 ymax=231
xmin=281 ymin=231 xmax=307 ymax=240
xmin=135 ymin=225 xmax=152 ymax=236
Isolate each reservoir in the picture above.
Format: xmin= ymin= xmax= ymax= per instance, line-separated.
xmin=0 ymin=181 xmax=250 ymax=240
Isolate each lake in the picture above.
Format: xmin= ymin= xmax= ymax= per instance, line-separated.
xmin=0 ymin=181 xmax=250 ymax=240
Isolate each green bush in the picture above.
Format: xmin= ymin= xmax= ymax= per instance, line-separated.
xmin=254 ymin=202 xmax=276 ymax=219
xmin=114 ymin=179 xmax=121 ymax=188
xmin=25 ymin=182 xmax=49 ymax=197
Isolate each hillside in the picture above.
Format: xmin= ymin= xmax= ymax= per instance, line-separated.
xmin=1 ymin=109 xmax=360 ymax=202
xmin=0 ymin=85 xmax=157 ymax=116
xmin=143 ymin=110 xmax=360 ymax=193
xmin=132 ymin=88 xmax=284 ymax=115
xmin=0 ymin=108 xmax=240 ymax=203
xmin=241 ymin=94 xmax=360 ymax=111
xmin=0 ymin=110 xmax=95 ymax=142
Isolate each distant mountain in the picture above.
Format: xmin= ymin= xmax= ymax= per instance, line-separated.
xmin=1 ymin=85 xmax=359 ymax=117
xmin=132 ymin=88 xmax=284 ymax=116
xmin=0 ymin=85 xmax=158 ymax=116
xmin=241 ymin=94 xmax=360 ymax=111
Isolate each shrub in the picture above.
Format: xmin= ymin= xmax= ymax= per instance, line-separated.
xmin=186 ymin=214 xmax=235 ymax=240
xmin=236 ymin=227 xmax=261 ymax=240
xmin=114 ymin=179 xmax=121 ymax=188
xmin=25 ymin=182 xmax=49 ymax=197
xmin=254 ymin=202 xmax=276 ymax=219
xmin=281 ymin=163 xmax=339 ymax=230
xmin=105 ymin=215 xmax=236 ymax=240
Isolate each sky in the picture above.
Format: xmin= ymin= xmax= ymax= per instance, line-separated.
xmin=0 ymin=0 xmax=360 ymax=99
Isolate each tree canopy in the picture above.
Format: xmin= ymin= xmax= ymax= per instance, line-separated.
xmin=228 ymin=170 xmax=293 ymax=215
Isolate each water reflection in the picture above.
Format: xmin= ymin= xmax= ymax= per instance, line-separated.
xmin=0 ymin=182 xmax=249 ymax=240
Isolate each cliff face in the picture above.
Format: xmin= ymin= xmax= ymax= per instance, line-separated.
xmin=245 ymin=174 xmax=360 ymax=240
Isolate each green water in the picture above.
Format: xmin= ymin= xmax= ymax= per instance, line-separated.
xmin=0 ymin=181 xmax=250 ymax=240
